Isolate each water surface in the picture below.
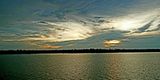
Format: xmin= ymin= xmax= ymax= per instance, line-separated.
xmin=0 ymin=53 xmax=160 ymax=80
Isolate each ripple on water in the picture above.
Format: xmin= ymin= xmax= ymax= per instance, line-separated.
xmin=0 ymin=53 xmax=160 ymax=80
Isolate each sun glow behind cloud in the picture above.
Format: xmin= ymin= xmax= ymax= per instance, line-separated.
xmin=20 ymin=9 xmax=160 ymax=46
xmin=0 ymin=0 xmax=160 ymax=48
xmin=24 ymin=21 xmax=94 ymax=42
xmin=102 ymin=9 xmax=160 ymax=32
xmin=40 ymin=44 xmax=62 ymax=49
xmin=104 ymin=40 xmax=121 ymax=47
xmin=118 ymin=20 xmax=136 ymax=31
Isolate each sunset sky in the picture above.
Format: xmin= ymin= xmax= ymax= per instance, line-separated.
xmin=0 ymin=0 xmax=160 ymax=49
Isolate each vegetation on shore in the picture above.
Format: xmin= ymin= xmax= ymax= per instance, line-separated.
xmin=0 ymin=49 xmax=160 ymax=54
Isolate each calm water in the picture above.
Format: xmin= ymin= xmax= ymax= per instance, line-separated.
xmin=0 ymin=53 xmax=160 ymax=80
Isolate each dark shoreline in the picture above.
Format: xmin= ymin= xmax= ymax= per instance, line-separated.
xmin=0 ymin=49 xmax=160 ymax=54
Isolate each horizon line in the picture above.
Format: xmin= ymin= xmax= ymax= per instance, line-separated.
xmin=0 ymin=48 xmax=160 ymax=54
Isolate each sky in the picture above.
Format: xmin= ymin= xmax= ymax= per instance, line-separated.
xmin=0 ymin=0 xmax=160 ymax=49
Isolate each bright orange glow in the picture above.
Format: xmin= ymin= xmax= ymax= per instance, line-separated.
xmin=40 ymin=44 xmax=62 ymax=49
xmin=104 ymin=40 xmax=121 ymax=47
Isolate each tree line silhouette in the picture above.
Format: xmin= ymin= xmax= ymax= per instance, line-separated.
xmin=0 ymin=48 xmax=160 ymax=54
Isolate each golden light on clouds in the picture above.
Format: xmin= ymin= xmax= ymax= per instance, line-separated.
xmin=40 ymin=44 xmax=62 ymax=49
xmin=118 ymin=20 xmax=138 ymax=31
xmin=104 ymin=40 xmax=121 ymax=47
xmin=11 ymin=9 xmax=159 ymax=50
xmin=40 ymin=35 xmax=48 ymax=39
xmin=101 ymin=9 xmax=159 ymax=32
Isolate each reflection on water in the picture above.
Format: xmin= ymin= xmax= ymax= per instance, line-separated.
xmin=0 ymin=53 xmax=160 ymax=80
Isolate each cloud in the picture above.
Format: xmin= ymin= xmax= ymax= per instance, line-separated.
xmin=104 ymin=40 xmax=121 ymax=48
xmin=22 ymin=21 xmax=95 ymax=42
xmin=0 ymin=0 xmax=160 ymax=49
xmin=40 ymin=44 xmax=62 ymax=49
xmin=12 ymin=8 xmax=159 ymax=44
xmin=125 ymin=31 xmax=160 ymax=36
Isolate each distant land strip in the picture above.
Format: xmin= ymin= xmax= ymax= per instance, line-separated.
xmin=0 ymin=49 xmax=160 ymax=54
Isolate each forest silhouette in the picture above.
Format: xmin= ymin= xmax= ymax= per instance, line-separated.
xmin=0 ymin=49 xmax=160 ymax=54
